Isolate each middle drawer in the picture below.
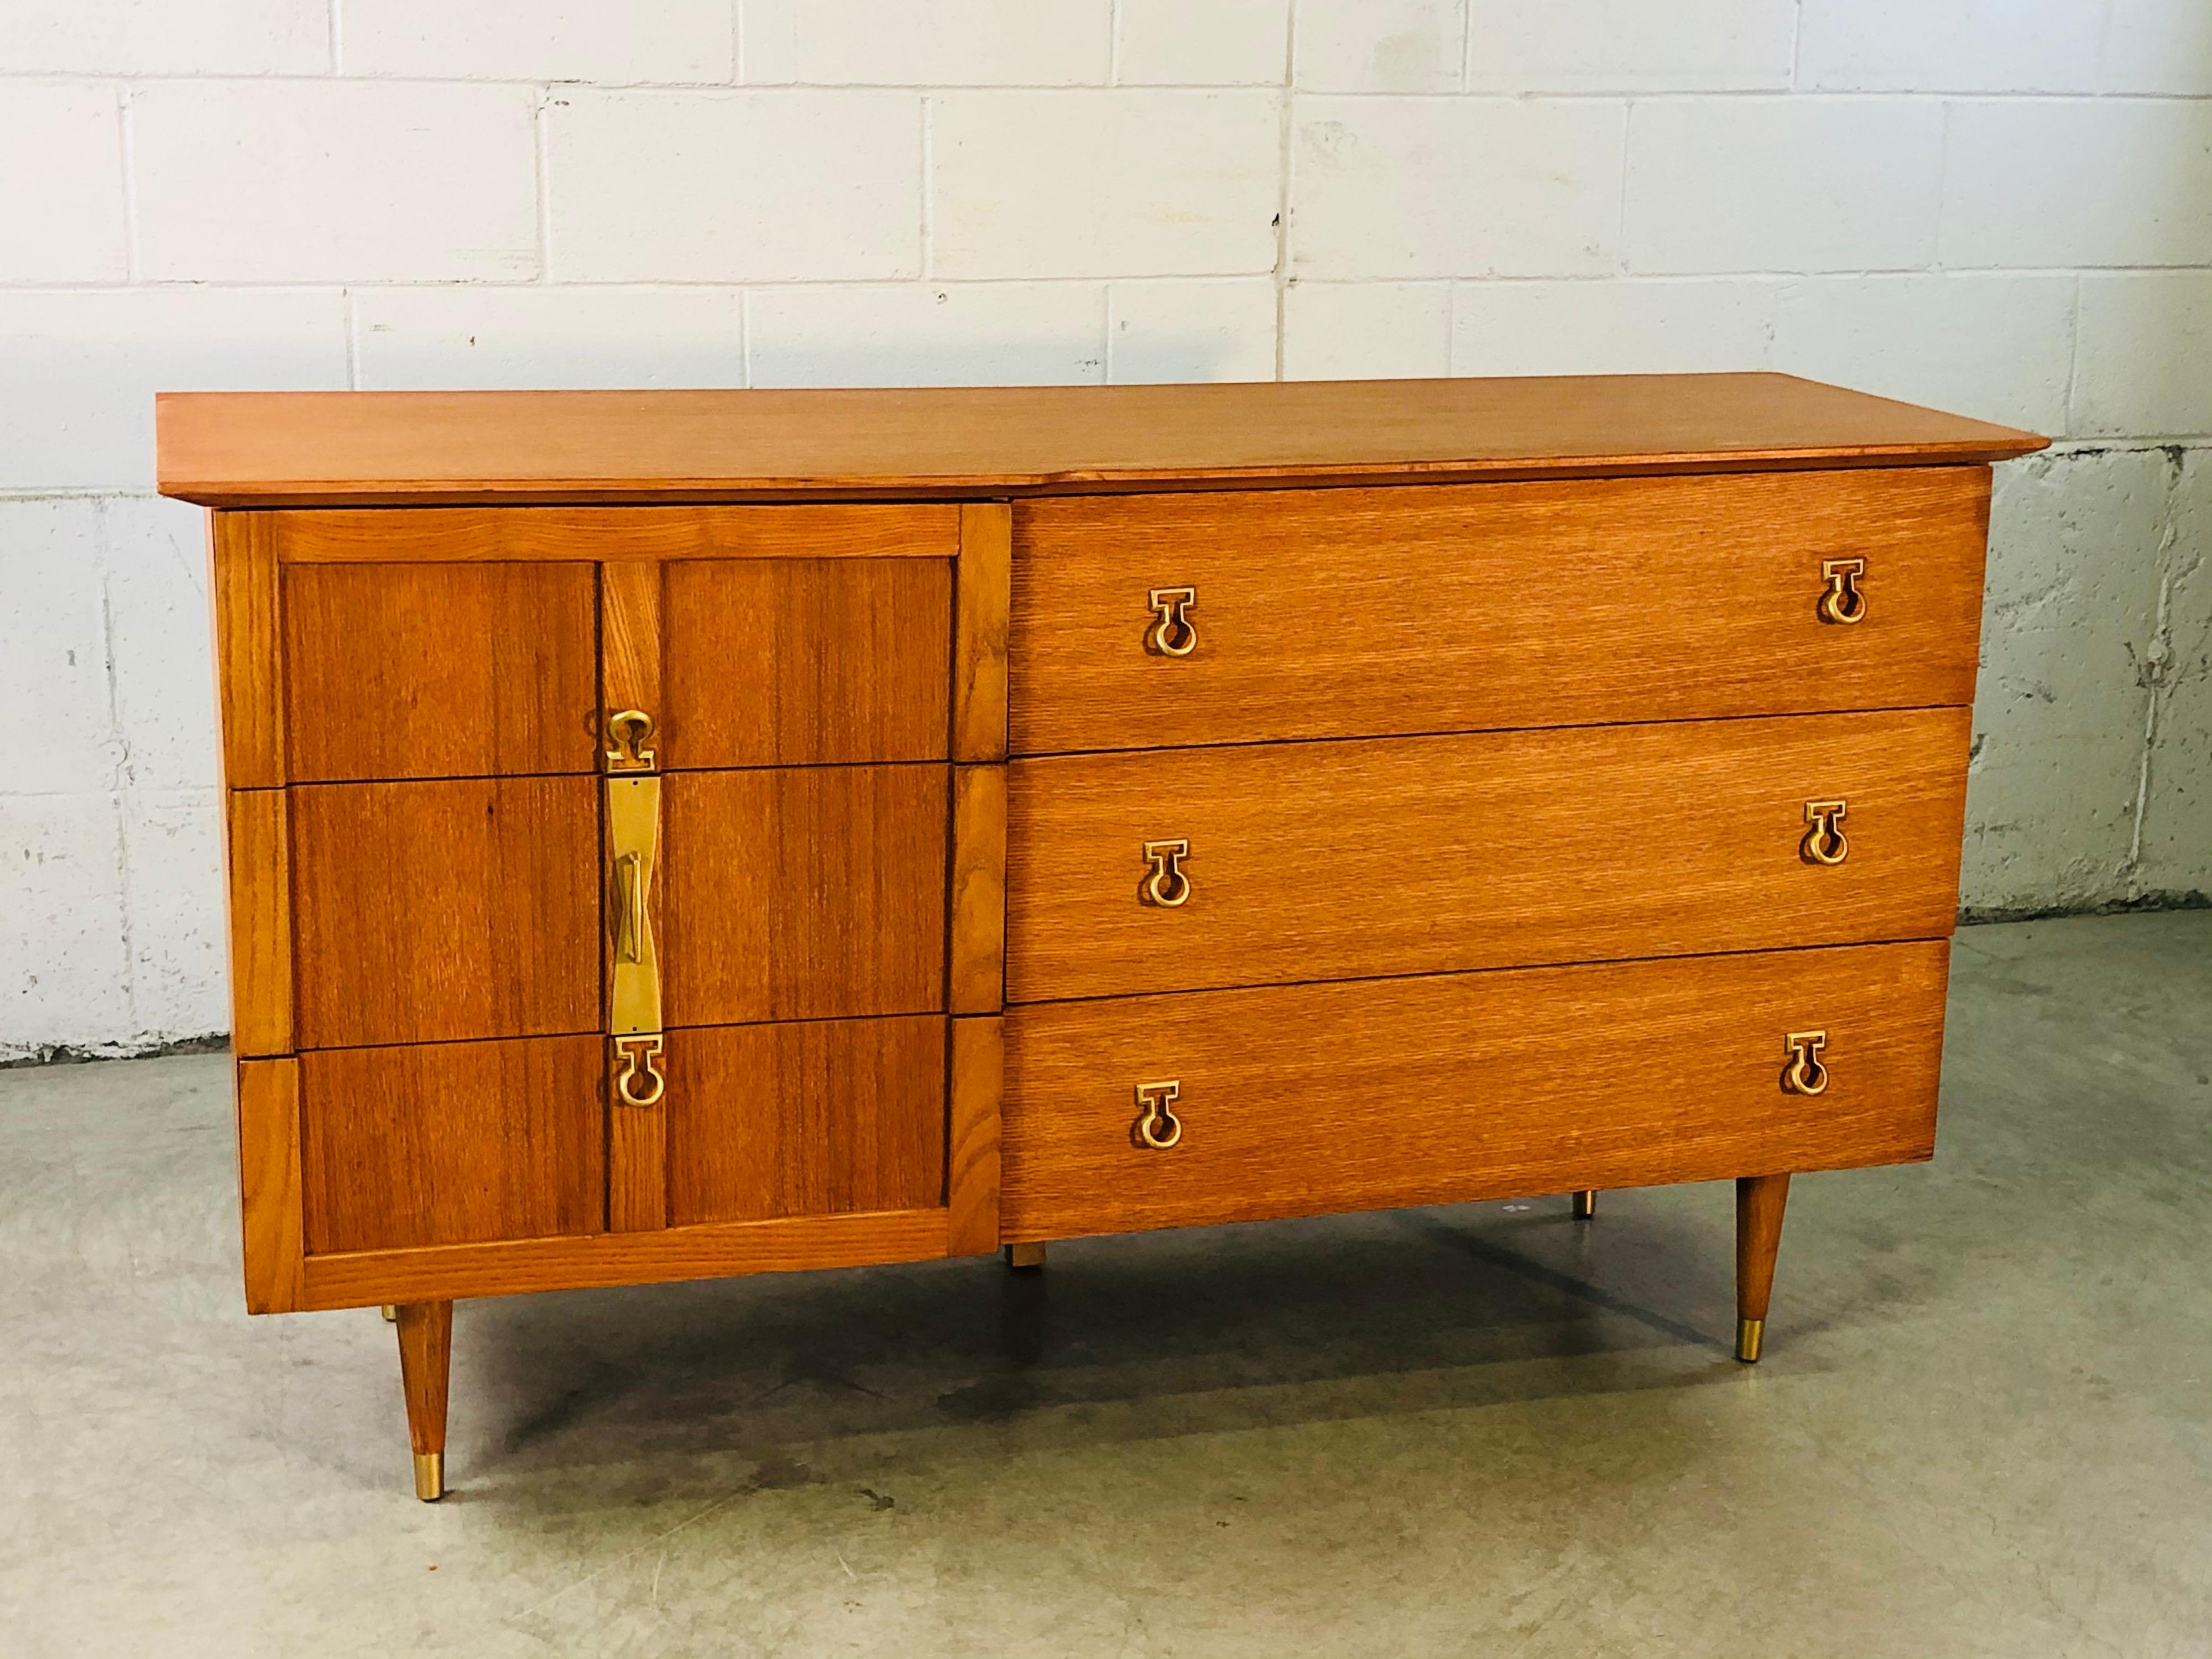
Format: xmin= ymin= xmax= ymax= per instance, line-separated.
xmin=1005 ymin=707 xmax=1969 ymax=1004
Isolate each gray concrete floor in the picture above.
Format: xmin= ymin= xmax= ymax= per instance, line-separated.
xmin=3 ymin=912 xmax=2209 ymax=1657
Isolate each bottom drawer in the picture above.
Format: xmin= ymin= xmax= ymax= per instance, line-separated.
xmin=1002 ymin=941 xmax=1948 ymax=1240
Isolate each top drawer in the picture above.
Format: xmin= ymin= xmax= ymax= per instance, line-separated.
xmin=1007 ymin=467 xmax=1990 ymax=756
xmin=224 ymin=505 xmax=958 ymax=785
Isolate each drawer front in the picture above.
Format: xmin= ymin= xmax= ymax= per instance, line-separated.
xmin=284 ymin=561 xmax=598 ymax=781
xmin=1003 ymin=941 xmax=1948 ymax=1240
xmin=1009 ymin=467 xmax=1988 ymax=756
xmin=660 ymin=764 xmax=949 ymax=1025
xmin=1006 ymin=707 xmax=1970 ymax=1004
xmin=292 ymin=776 xmax=600 ymax=1048
xmin=663 ymin=1015 xmax=947 ymax=1226
xmin=300 ymin=1034 xmax=606 ymax=1254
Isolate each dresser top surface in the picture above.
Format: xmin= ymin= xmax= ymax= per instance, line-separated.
xmin=157 ymin=373 xmax=2046 ymax=508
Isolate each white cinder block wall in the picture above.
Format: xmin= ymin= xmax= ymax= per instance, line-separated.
xmin=3 ymin=0 xmax=2209 ymax=1060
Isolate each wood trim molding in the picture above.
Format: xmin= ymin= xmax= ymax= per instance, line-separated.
xmin=952 ymin=502 xmax=1011 ymax=765
xmin=298 ymin=1206 xmax=952 ymax=1308
xmin=946 ymin=1015 xmax=1004 ymax=1256
xmin=237 ymin=1058 xmax=305 ymax=1313
xmin=211 ymin=512 xmax=284 ymax=787
xmin=268 ymin=504 xmax=961 ymax=562
xmin=223 ymin=788 xmax=293 ymax=1057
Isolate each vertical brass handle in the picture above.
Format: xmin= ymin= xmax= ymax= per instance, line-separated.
xmin=1801 ymin=799 xmax=1849 ymax=865
xmin=1781 ymin=1031 xmax=1829 ymax=1097
xmin=1140 ymin=838 xmax=1192 ymax=907
xmin=1133 ymin=1079 xmax=1183 ymax=1150
xmin=1818 ymin=559 xmax=1866 ymax=625
xmin=605 ymin=717 xmax=663 ymax=1106
xmin=1145 ymin=586 xmax=1197 ymax=656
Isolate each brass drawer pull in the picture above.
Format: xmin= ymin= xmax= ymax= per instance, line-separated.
xmin=1140 ymin=838 xmax=1192 ymax=907
xmin=1133 ymin=1079 xmax=1183 ymax=1150
xmin=1801 ymin=799 xmax=1849 ymax=865
xmin=1818 ymin=558 xmax=1866 ymax=625
xmin=605 ymin=707 xmax=658 ymax=772
xmin=613 ymin=1034 xmax=666 ymax=1108
xmin=1145 ymin=586 xmax=1197 ymax=656
xmin=1781 ymin=1030 xmax=1829 ymax=1097
xmin=604 ymin=705 xmax=664 ymax=1107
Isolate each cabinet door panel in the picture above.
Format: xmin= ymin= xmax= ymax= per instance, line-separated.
xmin=292 ymin=777 xmax=599 ymax=1048
xmin=283 ymin=562 xmax=596 ymax=780
xmin=661 ymin=765 xmax=948 ymax=1024
xmin=662 ymin=560 xmax=951 ymax=766
xmin=300 ymin=1035 xmax=604 ymax=1254
xmin=664 ymin=1016 xmax=946 ymax=1225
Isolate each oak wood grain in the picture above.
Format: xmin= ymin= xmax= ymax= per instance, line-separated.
xmin=1010 ymin=467 xmax=1992 ymax=755
xmin=949 ymin=764 xmax=1007 ymax=1016
xmin=947 ymin=1014 xmax=1004 ymax=1256
xmin=282 ymin=561 xmax=597 ymax=781
xmin=662 ymin=560 xmax=951 ymax=766
xmin=291 ymin=777 xmax=599 ymax=1048
xmin=157 ymin=375 xmax=2046 ymax=508
xmin=660 ymin=765 xmax=947 ymax=1025
xmin=1001 ymin=941 xmax=1949 ymax=1240
xmin=236 ymin=1057 xmax=304 ymax=1313
xmin=299 ymin=1035 xmax=606 ymax=1254
xmin=599 ymin=559 xmax=664 ymax=738
xmin=299 ymin=1207 xmax=952 ymax=1308
xmin=1006 ymin=707 xmax=1972 ymax=1004
xmin=662 ymin=1016 xmax=946 ymax=1225
xmin=953 ymin=502 xmax=1012 ymax=763
xmin=211 ymin=512 xmax=284 ymax=787
xmin=223 ymin=789 xmax=292 ymax=1057
xmin=267 ymin=503 xmax=957 ymax=561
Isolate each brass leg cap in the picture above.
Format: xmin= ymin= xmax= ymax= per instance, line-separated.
xmin=1735 ymin=1318 xmax=1765 ymax=1364
xmin=1571 ymin=1190 xmax=1596 ymax=1220
xmin=413 ymin=1451 xmax=445 ymax=1502
xmin=380 ymin=1305 xmax=398 ymax=1322
xmin=1003 ymin=1241 xmax=1046 ymax=1270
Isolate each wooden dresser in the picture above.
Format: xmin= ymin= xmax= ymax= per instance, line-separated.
xmin=156 ymin=375 xmax=2044 ymax=1500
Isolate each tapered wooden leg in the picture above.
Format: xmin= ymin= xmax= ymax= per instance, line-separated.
xmin=1003 ymin=1241 xmax=1046 ymax=1270
xmin=1735 ymin=1174 xmax=1792 ymax=1363
xmin=1571 ymin=1189 xmax=1597 ymax=1219
xmin=394 ymin=1301 xmax=452 ymax=1500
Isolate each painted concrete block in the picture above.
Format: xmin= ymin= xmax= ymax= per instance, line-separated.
xmin=1293 ymin=98 xmax=1624 ymax=280
xmin=1942 ymin=99 xmax=2212 ymax=269
xmin=1774 ymin=274 xmax=2076 ymax=435
xmin=2136 ymin=449 xmax=2212 ymax=896
xmin=1465 ymin=0 xmax=1794 ymax=92
xmin=121 ymin=789 xmax=228 ymax=1043
xmin=548 ymin=91 xmax=922 ymax=282
xmin=1117 ymin=0 xmax=1288 ymax=86
xmin=1625 ymin=97 xmax=1943 ymax=274
xmin=0 ymin=0 xmax=327 ymax=74
xmin=0 ymin=793 xmax=129 ymax=1058
xmin=2098 ymin=0 xmax=2212 ymax=94
xmin=933 ymin=92 xmax=1279 ymax=279
xmin=0 ymin=84 xmax=127 ymax=282
xmin=1295 ymin=0 xmax=1464 ymax=93
xmin=1109 ymin=278 xmax=1277 ymax=382
xmin=132 ymin=81 xmax=539 ymax=283
xmin=1282 ymin=281 xmax=1451 ymax=380
xmin=0 ymin=290 xmax=347 ymax=492
xmin=343 ymin=0 xmax=734 ymax=82
xmin=1963 ymin=448 xmax=2169 ymax=913
xmin=747 ymin=283 xmax=1105 ymax=387
xmin=0 ymin=499 xmax=124 ymax=796
xmin=1797 ymin=0 xmax=2102 ymax=92
xmin=355 ymin=287 xmax=748 ymax=390
xmin=2071 ymin=274 xmax=2212 ymax=441
xmin=102 ymin=497 xmax=219 ymax=794
xmin=1452 ymin=278 xmax=1774 ymax=378
xmin=743 ymin=0 xmax=1109 ymax=86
